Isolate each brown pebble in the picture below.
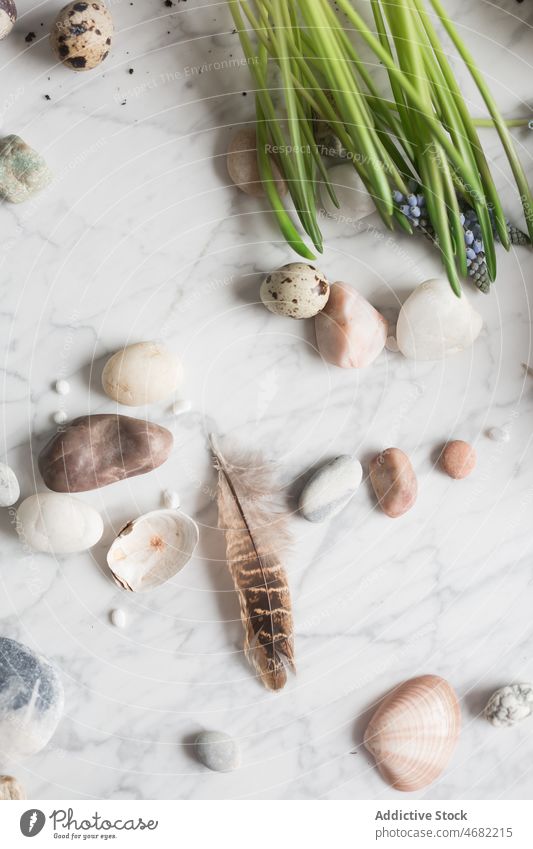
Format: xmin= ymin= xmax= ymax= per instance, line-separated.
xmin=440 ymin=440 xmax=476 ymax=479
xmin=369 ymin=447 xmax=417 ymax=518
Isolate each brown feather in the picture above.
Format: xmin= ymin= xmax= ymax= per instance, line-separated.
xmin=211 ymin=436 xmax=295 ymax=691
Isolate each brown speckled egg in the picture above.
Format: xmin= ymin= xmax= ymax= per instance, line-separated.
xmin=0 ymin=1 xmax=17 ymax=40
xmin=260 ymin=262 xmax=330 ymax=319
xmin=440 ymin=440 xmax=476 ymax=479
xmin=50 ymin=2 xmax=113 ymax=71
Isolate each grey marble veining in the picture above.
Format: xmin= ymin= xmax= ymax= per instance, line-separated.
xmin=0 ymin=0 xmax=532 ymax=800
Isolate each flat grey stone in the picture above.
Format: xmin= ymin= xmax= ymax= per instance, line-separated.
xmin=299 ymin=455 xmax=363 ymax=523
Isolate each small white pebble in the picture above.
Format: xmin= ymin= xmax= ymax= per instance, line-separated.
xmin=162 ymin=489 xmax=181 ymax=510
xmin=52 ymin=410 xmax=68 ymax=425
xmin=110 ymin=608 xmax=126 ymax=628
xmin=172 ymin=399 xmax=192 ymax=416
xmin=385 ymin=335 xmax=400 ymax=353
xmin=54 ymin=379 xmax=70 ymax=396
xmin=488 ymin=426 xmax=511 ymax=444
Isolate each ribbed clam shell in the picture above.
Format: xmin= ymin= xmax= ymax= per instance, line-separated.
xmin=364 ymin=674 xmax=461 ymax=791
xmin=107 ymin=508 xmax=199 ymax=592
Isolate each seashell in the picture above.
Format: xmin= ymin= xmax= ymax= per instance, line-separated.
xmin=0 ymin=775 xmax=26 ymax=800
xmin=107 ymin=508 xmax=199 ymax=592
xmin=0 ymin=462 xmax=19 ymax=507
xmin=364 ymin=674 xmax=461 ymax=791
xmin=484 ymin=683 xmax=533 ymax=727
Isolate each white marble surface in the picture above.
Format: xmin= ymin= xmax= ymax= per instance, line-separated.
xmin=0 ymin=0 xmax=533 ymax=800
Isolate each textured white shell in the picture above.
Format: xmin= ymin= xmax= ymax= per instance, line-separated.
xmin=107 ymin=508 xmax=199 ymax=592
xmin=364 ymin=674 xmax=461 ymax=792
xmin=0 ymin=461 xmax=19 ymax=507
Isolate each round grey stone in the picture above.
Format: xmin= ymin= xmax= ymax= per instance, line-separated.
xmin=299 ymin=455 xmax=363 ymax=523
xmin=195 ymin=731 xmax=240 ymax=773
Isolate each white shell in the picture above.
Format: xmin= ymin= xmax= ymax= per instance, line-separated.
xmin=102 ymin=341 xmax=182 ymax=406
xmin=364 ymin=674 xmax=461 ymax=791
xmin=16 ymin=493 xmax=103 ymax=554
xmin=260 ymin=262 xmax=330 ymax=319
xmin=396 ymin=278 xmax=482 ymax=361
xmin=320 ymin=163 xmax=375 ymax=222
xmin=0 ymin=462 xmax=19 ymax=507
xmin=107 ymin=508 xmax=199 ymax=592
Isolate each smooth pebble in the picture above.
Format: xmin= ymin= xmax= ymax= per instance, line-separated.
xmin=439 ymin=440 xmax=476 ymax=479
xmin=488 ymin=426 xmax=510 ymax=444
xmin=162 ymin=489 xmax=180 ymax=510
xmin=396 ymin=278 xmax=482 ymax=360
xmin=0 ymin=1 xmax=16 ymax=40
xmin=172 ymin=399 xmax=192 ymax=416
xmin=227 ymin=127 xmax=286 ymax=198
xmin=54 ymin=379 xmax=70 ymax=395
xmin=0 ymin=135 xmax=52 ymax=203
xmin=102 ymin=341 xmax=181 ymax=407
xmin=319 ymin=163 xmax=375 ymax=222
xmin=195 ymin=731 xmax=240 ymax=773
xmin=53 ymin=410 xmax=68 ymax=425
xmin=369 ymin=448 xmax=418 ymax=518
xmin=0 ymin=462 xmax=20 ymax=507
xmin=386 ymin=335 xmax=400 ymax=353
xmin=0 ymin=637 xmax=64 ymax=760
xmin=110 ymin=608 xmax=126 ymax=629
xmin=315 ymin=282 xmax=387 ymax=368
xmin=299 ymin=455 xmax=363 ymax=523
xmin=16 ymin=493 xmax=104 ymax=554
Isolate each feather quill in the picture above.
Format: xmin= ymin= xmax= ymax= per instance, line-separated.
xmin=211 ymin=435 xmax=295 ymax=691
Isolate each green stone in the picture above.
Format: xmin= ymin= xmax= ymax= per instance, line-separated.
xmin=0 ymin=134 xmax=52 ymax=203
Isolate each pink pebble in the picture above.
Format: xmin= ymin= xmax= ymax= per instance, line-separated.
xmin=440 ymin=440 xmax=476 ymax=479
xmin=315 ymin=282 xmax=388 ymax=368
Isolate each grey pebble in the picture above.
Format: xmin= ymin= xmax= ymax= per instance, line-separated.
xmin=195 ymin=731 xmax=240 ymax=772
xmin=298 ymin=455 xmax=363 ymax=523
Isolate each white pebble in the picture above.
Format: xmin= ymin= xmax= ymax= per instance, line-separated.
xmin=52 ymin=410 xmax=68 ymax=424
xmin=110 ymin=608 xmax=126 ymax=628
xmin=162 ymin=489 xmax=181 ymax=510
xmin=488 ymin=426 xmax=511 ymax=444
xmin=172 ymin=399 xmax=192 ymax=416
xmin=54 ymin=379 xmax=70 ymax=396
xmin=385 ymin=335 xmax=400 ymax=353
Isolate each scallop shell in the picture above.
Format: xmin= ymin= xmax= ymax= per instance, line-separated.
xmin=107 ymin=508 xmax=199 ymax=592
xmin=364 ymin=674 xmax=461 ymax=792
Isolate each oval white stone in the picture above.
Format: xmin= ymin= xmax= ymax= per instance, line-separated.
xmin=299 ymin=455 xmax=363 ymax=523
xmin=0 ymin=462 xmax=19 ymax=507
xmin=195 ymin=730 xmax=240 ymax=772
xmin=320 ymin=163 xmax=375 ymax=222
xmin=102 ymin=341 xmax=182 ymax=406
xmin=16 ymin=493 xmax=104 ymax=554
xmin=396 ymin=278 xmax=482 ymax=361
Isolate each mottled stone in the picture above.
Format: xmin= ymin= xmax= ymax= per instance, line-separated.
xmin=439 ymin=440 xmax=476 ymax=479
xmin=369 ymin=448 xmax=417 ymax=518
xmin=0 ymin=637 xmax=64 ymax=760
xmin=299 ymin=455 xmax=363 ymax=523
xmin=0 ymin=135 xmax=52 ymax=203
xmin=195 ymin=731 xmax=240 ymax=772
xmin=315 ymin=282 xmax=387 ymax=368
xmin=38 ymin=414 xmax=173 ymax=492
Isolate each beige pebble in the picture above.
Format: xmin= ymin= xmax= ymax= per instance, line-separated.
xmin=440 ymin=440 xmax=476 ymax=479
xmin=227 ymin=128 xmax=287 ymax=197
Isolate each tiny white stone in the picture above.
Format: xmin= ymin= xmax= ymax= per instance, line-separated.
xmin=172 ymin=399 xmax=192 ymax=416
xmin=110 ymin=608 xmax=126 ymax=629
xmin=487 ymin=426 xmax=510 ymax=444
xmin=0 ymin=462 xmax=20 ymax=507
xmin=54 ymin=379 xmax=70 ymax=396
xmin=385 ymin=335 xmax=400 ymax=353
xmin=162 ymin=489 xmax=181 ymax=510
xmin=53 ymin=410 xmax=68 ymax=425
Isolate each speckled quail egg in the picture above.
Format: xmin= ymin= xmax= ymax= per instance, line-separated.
xmin=50 ymin=1 xmax=113 ymax=71
xmin=0 ymin=0 xmax=16 ymax=40
xmin=260 ymin=262 xmax=330 ymax=319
